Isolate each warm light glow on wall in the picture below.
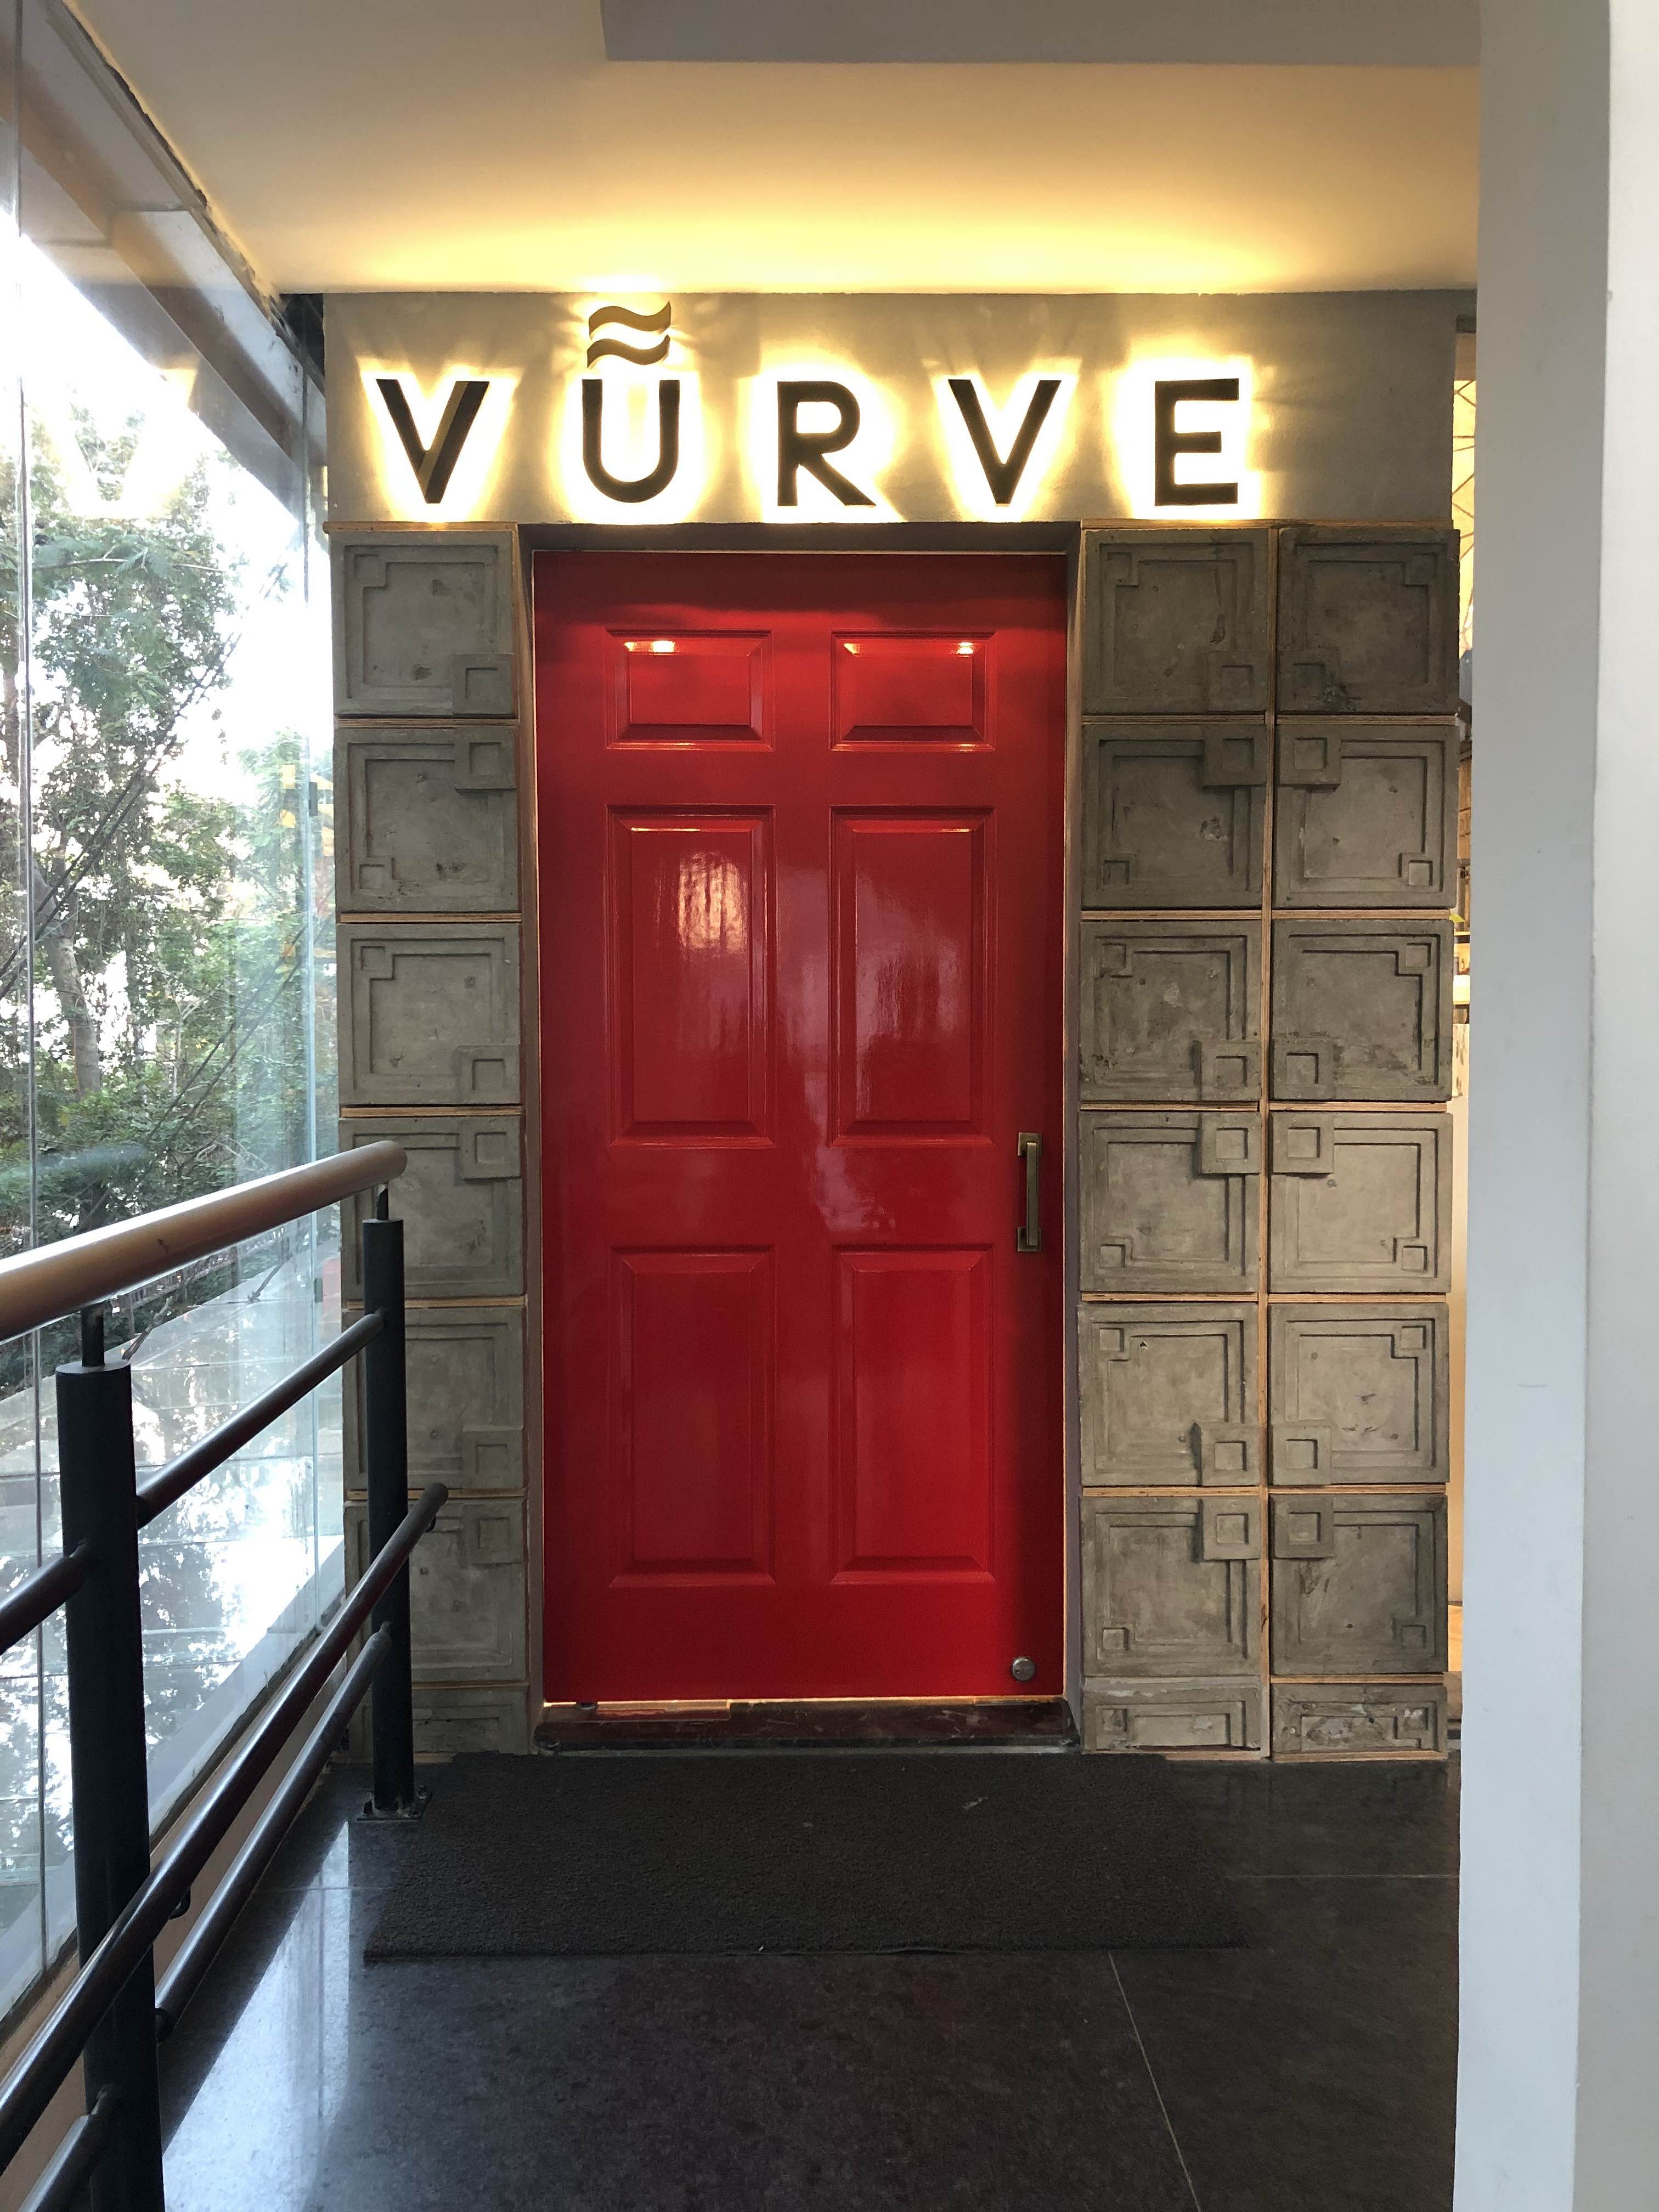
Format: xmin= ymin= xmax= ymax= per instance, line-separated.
xmin=746 ymin=362 xmax=900 ymax=523
xmin=933 ymin=370 xmax=1076 ymax=521
xmin=364 ymin=366 xmax=516 ymax=518
xmin=1112 ymin=355 xmax=1259 ymax=519
xmin=558 ymin=369 xmax=709 ymax=523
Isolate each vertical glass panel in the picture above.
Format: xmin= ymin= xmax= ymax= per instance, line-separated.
xmin=119 ymin=1238 xmax=337 ymax=1823
xmin=0 ymin=0 xmax=48 ymax=2019
xmin=0 ymin=1331 xmax=49 ymax=2015
xmin=0 ymin=0 xmax=335 ymax=2007
xmin=1453 ymin=332 xmax=1475 ymax=673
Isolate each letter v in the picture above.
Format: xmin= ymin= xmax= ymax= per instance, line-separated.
xmin=376 ymin=377 xmax=490 ymax=503
xmin=945 ymin=376 xmax=1064 ymax=506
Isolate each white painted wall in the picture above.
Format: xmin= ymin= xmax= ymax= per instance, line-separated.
xmin=1459 ymin=1 xmax=1659 ymax=2202
xmin=1572 ymin=2 xmax=1659 ymax=2197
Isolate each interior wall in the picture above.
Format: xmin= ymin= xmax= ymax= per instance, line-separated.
xmin=1573 ymin=0 xmax=1659 ymax=2194
xmin=1459 ymin=0 xmax=1601 ymax=2181
xmin=1456 ymin=0 xmax=1659 ymax=2201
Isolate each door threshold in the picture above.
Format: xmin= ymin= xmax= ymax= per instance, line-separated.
xmin=533 ymin=1697 xmax=1077 ymax=1752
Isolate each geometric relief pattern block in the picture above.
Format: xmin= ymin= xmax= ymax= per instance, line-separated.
xmin=1273 ymin=721 xmax=1459 ymax=907
xmin=831 ymin=632 xmax=988 ymax=748
xmin=1082 ymin=1496 xmax=1260 ymax=1678
xmin=348 ymin=1684 xmax=531 ymax=1763
xmin=1269 ymin=1304 xmax=1449 ymax=1486
xmin=1269 ymin=1493 xmax=1448 ymax=1675
xmin=340 ymin=1116 xmax=523 ymax=1300
xmin=339 ymin=924 xmax=521 ymax=1107
xmin=1082 ymin=723 xmax=1266 ymax=909
xmin=1081 ymin=1112 xmax=1261 ymax=1294
xmin=1270 ymin=919 xmax=1453 ymax=1102
xmin=833 ymin=813 xmax=988 ymax=1140
xmin=336 ymin=727 xmax=519 ymax=912
xmin=1271 ymin=1681 xmax=1447 ymax=1757
xmin=412 ymin=1688 xmax=530 ymax=1758
xmin=346 ymin=1498 xmax=526 ymax=1683
xmin=611 ymin=1250 xmax=773 ymax=1582
xmin=609 ymin=812 xmax=772 ymax=1141
xmin=1269 ymin=1112 xmax=1451 ymax=1293
xmin=1276 ymin=528 xmax=1459 ymax=713
xmin=1079 ymin=1304 xmax=1258 ymax=1487
xmin=1081 ymin=920 xmax=1261 ymax=1103
xmin=835 ymin=1249 xmax=992 ymax=1578
xmin=333 ymin=533 xmax=516 ymax=718
xmin=1082 ymin=531 xmax=1270 ymax=714
xmin=1084 ymin=1678 xmax=1263 ymax=1753
xmin=345 ymin=1306 xmax=525 ymax=1494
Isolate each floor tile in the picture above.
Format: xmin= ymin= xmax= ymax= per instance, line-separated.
xmin=1157 ymin=1758 xmax=1460 ymax=1880
xmin=254 ymin=1768 xmax=426 ymax=1893
xmin=161 ymin=1892 xmax=1197 ymax=2211
xmin=154 ymin=1760 xmax=1459 ymax=2212
xmin=1114 ymin=1875 xmax=1457 ymax=2212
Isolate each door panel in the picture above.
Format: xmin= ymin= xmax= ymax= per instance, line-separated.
xmin=608 ymin=811 xmax=772 ymax=1140
xmin=609 ymin=629 xmax=772 ymax=748
xmin=832 ymin=812 xmax=989 ymax=1139
xmin=537 ymin=552 xmax=1065 ymax=1702
xmin=831 ymin=633 xmax=989 ymax=747
xmin=833 ymin=1246 xmax=992 ymax=1578
xmin=610 ymin=1249 xmax=773 ymax=1582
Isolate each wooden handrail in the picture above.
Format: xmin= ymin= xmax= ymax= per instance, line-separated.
xmin=0 ymin=1143 xmax=406 ymax=1341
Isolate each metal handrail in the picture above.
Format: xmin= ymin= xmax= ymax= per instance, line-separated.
xmin=0 ymin=1142 xmax=406 ymax=1340
xmin=15 ymin=2090 xmax=116 ymax=2212
xmin=0 ymin=1171 xmax=437 ymax=2212
xmin=0 ymin=1492 xmax=444 ymax=2170
xmin=0 ymin=1546 xmax=90 ymax=1653
xmin=134 ymin=1308 xmax=385 ymax=1528
xmin=153 ymin=1629 xmax=394 ymax=2041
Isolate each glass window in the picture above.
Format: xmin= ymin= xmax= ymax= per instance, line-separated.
xmin=0 ymin=0 xmax=335 ymax=2021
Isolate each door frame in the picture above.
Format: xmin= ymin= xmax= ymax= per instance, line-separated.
xmin=517 ymin=521 xmax=1086 ymax=1722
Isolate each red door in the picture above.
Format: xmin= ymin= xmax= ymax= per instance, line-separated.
xmin=536 ymin=552 xmax=1065 ymax=1702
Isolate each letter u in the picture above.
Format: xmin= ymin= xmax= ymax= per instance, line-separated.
xmin=581 ymin=378 xmax=681 ymax=503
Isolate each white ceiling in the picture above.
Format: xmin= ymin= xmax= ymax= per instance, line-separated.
xmin=600 ymin=0 xmax=1480 ymax=67
xmin=71 ymin=0 xmax=1477 ymax=299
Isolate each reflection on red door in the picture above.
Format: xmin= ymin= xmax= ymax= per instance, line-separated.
xmin=536 ymin=554 xmax=1065 ymax=1701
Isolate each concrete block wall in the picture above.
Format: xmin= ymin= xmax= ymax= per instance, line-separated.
xmin=332 ymin=528 xmax=532 ymax=1754
xmin=1076 ymin=523 xmax=1459 ymax=1759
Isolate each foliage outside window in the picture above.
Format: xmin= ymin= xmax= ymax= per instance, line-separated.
xmin=0 ymin=220 xmax=337 ymax=2022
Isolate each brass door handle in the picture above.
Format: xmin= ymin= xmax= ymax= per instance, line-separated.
xmin=1016 ymin=1132 xmax=1042 ymax=1252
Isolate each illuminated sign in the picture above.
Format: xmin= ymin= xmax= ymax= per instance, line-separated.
xmin=936 ymin=373 xmax=1073 ymax=518
xmin=375 ymin=375 xmax=489 ymax=503
xmin=1113 ymin=356 xmax=1259 ymax=518
xmin=360 ymin=298 xmax=1261 ymax=524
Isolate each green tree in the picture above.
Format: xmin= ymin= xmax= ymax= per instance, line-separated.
xmin=0 ymin=408 xmax=317 ymax=1261
xmin=0 ymin=397 xmax=332 ymax=1970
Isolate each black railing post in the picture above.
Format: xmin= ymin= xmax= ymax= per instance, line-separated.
xmin=362 ymin=1195 xmax=416 ymax=1813
xmin=56 ymin=1306 xmax=165 ymax=2212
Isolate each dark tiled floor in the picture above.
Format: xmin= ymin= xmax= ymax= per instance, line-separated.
xmin=156 ymin=1755 xmax=1458 ymax=2212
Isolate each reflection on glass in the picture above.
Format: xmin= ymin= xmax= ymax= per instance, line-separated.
xmin=0 ymin=178 xmax=335 ymax=2009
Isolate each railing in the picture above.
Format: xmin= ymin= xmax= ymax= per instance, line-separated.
xmin=0 ymin=1146 xmax=448 ymax=2212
